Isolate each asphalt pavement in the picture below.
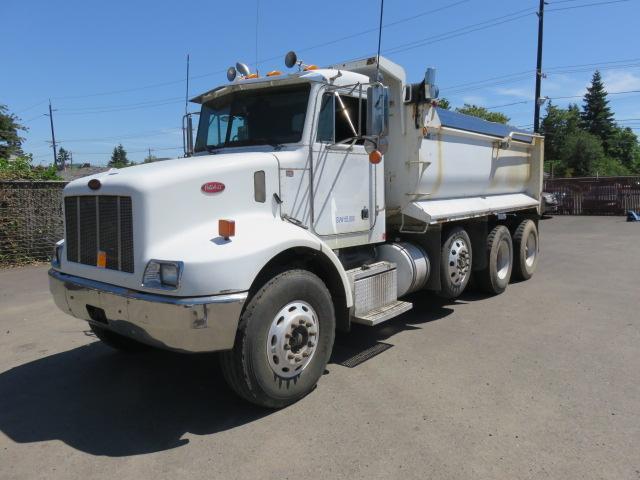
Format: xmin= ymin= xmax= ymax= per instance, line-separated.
xmin=0 ymin=216 xmax=638 ymax=480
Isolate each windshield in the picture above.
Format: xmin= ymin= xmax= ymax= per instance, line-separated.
xmin=194 ymin=83 xmax=310 ymax=152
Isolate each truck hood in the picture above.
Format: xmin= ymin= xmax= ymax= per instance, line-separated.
xmin=61 ymin=151 xmax=281 ymax=290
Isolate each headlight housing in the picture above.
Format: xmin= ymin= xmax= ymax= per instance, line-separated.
xmin=51 ymin=240 xmax=64 ymax=268
xmin=142 ymin=260 xmax=183 ymax=290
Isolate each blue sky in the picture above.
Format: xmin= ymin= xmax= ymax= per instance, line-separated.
xmin=2 ymin=0 xmax=639 ymax=165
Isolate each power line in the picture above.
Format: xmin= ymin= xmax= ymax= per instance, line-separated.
xmin=55 ymin=127 xmax=182 ymax=143
xmin=45 ymin=0 xmax=469 ymax=101
xmin=546 ymin=0 xmax=631 ymax=12
xmin=384 ymin=7 xmax=536 ymax=57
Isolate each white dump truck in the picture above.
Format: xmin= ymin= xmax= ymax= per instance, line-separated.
xmin=49 ymin=53 xmax=543 ymax=407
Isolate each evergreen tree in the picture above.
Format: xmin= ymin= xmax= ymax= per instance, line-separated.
xmin=0 ymin=104 xmax=27 ymax=159
xmin=455 ymin=104 xmax=510 ymax=124
xmin=581 ymin=70 xmax=615 ymax=150
xmin=57 ymin=147 xmax=70 ymax=168
xmin=109 ymin=144 xmax=129 ymax=167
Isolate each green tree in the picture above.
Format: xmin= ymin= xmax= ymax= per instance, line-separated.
xmin=109 ymin=143 xmax=129 ymax=168
xmin=436 ymin=98 xmax=451 ymax=110
xmin=0 ymin=104 xmax=27 ymax=159
xmin=455 ymin=104 xmax=510 ymax=124
xmin=540 ymin=102 xmax=581 ymax=163
xmin=608 ymin=127 xmax=640 ymax=171
xmin=0 ymin=154 xmax=60 ymax=180
xmin=57 ymin=147 xmax=70 ymax=168
xmin=559 ymin=130 xmax=605 ymax=177
xmin=581 ymin=70 xmax=615 ymax=150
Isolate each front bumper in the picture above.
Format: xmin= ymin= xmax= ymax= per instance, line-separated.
xmin=49 ymin=269 xmax=247 ymax=353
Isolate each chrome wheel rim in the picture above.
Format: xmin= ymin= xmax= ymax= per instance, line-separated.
xmin=525 ymin=233 xmax=537 ymax=267
xmin=266 ymin=300 xmax=319 ymax=379
xmin=447 ymin=235 xmax=471 ymax=286
xmin=496 ymin=239 xmax=511 ymax=280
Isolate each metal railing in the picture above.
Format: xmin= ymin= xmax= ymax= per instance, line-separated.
xmin=544 ymin=176 xmax=640 ymax=215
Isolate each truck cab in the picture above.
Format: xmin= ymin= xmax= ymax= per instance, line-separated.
xmin=50 ymin=53 xmax=543 ymax=408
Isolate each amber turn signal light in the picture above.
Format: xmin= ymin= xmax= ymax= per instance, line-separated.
xmin=97 ymin=250 xmax=107 ymax=268
xmin=368 ymin=150 xmax=382 ymax=164
xmin=219 ymin=219 xmax=236 ymax=240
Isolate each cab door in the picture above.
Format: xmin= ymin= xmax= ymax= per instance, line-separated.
xmin=311 ymin=92 xmax=374 ymax=236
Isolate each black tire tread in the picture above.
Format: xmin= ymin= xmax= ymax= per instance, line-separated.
xmin=219 ymin=269 xmax=333 ymax=408
xmin=476 ymin=225 xmax=512 ymax=294
xmin=512 ymin=219 xmax=538 ymax=281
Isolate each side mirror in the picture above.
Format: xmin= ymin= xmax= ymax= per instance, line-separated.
xmin=182 ymin=113 xmax=195 ymax=157
xmin=366 ymin=84 xmax=389 ymax=138
xmin=424 ymin=67 xmax=439 ymax=100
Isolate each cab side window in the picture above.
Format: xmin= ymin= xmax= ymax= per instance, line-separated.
xmin=316 ymin=93 xmax=367 ymax=144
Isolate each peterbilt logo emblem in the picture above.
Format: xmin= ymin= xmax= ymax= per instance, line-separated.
xmin=201 ymin=182 xmax=225 ymax=194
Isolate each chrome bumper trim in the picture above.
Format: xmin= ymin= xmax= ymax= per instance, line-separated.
xmin=49 ymin=269 xmax=247 ymax=353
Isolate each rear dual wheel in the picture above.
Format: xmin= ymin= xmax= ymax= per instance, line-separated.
xmin=439 ymin=227 xmax=473 ymax=299
xmin=476 ymin=225 xmax=513 ymax=294
xmin=513 ymin=219 xmax=539 ymax=281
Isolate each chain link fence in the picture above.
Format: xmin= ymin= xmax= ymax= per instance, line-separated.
xmin=0 ymin=181 xmax=67 ymax=266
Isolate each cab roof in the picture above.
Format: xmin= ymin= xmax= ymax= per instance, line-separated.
xmin=189 ymin=57 xmax=402 ymax=105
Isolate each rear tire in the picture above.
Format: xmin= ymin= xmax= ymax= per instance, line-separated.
xmin=90 ymin=324 xmax=149 ymax=352
xmin=438 ymin=227 xmax=472 ymax=299
xmin=220 ymin=269 xmax=335 ymax=409
xmin=476 ymin=225 xmax=513 ymax=294
xmin=512 ymin=219 xmax=539 ymax=280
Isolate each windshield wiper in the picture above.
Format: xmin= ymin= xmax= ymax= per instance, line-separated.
xmin=206 ymin=145 xmax=222 ymax=154
xmin=260 ymin=139 xmax=283 ymax=150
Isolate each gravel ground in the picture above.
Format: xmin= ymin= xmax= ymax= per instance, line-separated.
xmin=0 ymin=216 xmax=639 ymax=480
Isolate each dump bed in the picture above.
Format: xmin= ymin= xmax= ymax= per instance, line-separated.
xmin=387 ymin=107 xmax=544 ymax=224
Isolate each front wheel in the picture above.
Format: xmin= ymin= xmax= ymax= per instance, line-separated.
xmin=220 ymin=270 xmax=335 ymax=408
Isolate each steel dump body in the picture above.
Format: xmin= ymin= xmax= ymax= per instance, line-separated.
xmin=395 ymin=108 xmax=542 ymax=224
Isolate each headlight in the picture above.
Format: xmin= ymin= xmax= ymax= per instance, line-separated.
xmin=142 ymin=260 xmax=183 ymax=290
xmin=51 ymin=240 xmax=64 ymax=268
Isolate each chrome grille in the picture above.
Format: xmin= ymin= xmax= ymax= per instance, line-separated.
xmin=64 ymin=195 xmax=134 ymax=273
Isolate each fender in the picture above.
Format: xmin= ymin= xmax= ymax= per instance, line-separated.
xmin=146 ymin=212 xmax=353 ymax=305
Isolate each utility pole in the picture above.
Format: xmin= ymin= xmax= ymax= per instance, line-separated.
xmin=184 ymin=54 xmax=190 ymax=116
xmin=46 ymin=99 xmax=58 ymax=168
xmin=533 ymin=0 xmax=547 ymax=133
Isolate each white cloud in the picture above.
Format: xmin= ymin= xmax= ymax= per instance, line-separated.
xmin=460 ymin=95 xmax=487 ymax=105
xmin=602 ymin=70 xmax=640 ymax=93
xmin=494 ymin=87 xmax=530 ymax=99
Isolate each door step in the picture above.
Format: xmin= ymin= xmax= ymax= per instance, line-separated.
xmin=352 ymin=300 xmax=413 ymax=326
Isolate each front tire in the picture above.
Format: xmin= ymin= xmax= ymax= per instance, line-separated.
xmin=220 ymin=270 xmax=335 ymax=408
